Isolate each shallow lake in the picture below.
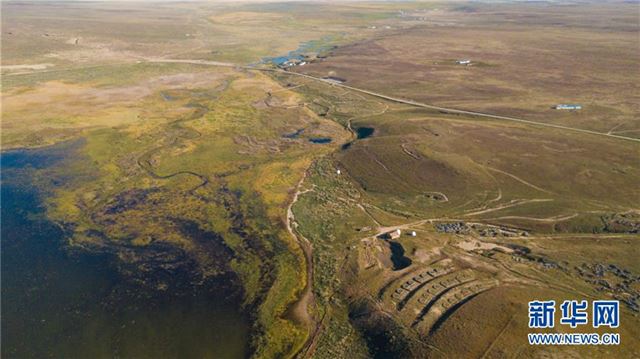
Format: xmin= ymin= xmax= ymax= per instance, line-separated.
xmin=1 ymin=142 xmax=250 ymax=358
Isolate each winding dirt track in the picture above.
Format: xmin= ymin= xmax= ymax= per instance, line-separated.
xmin=141 ymin=58 xmax=639 ymax=356
xmin=285 ymin=172 xmax=317 ymax=339
xmin=8 ymin=57 xmax=640 ymax=143
xmin=7 ymin=56 xmax=635 ymax=356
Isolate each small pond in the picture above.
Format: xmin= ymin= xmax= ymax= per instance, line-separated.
xmin=356 ymin=127 xmax=375 ymax=139
xmin=309 ymin=137 xmax=332 ymax=144
xmin=160 ymin=92 xmax=177 ymax=101
xmin=388 ymin=241 xmax=412 ymax=271
xmin=261 ymin=35 xmax=339 ymax=66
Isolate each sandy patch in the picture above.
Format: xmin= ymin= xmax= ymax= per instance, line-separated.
xmin=456 ymin=238 xmax=513 ymax=253
xmin=2 ymin=63 xmax=54 ymax=71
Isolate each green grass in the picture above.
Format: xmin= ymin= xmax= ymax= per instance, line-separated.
xmin=24 ymin=68 xmax=350 ymax=358
xmin=4 ymin=1 xmax=639 ymax=357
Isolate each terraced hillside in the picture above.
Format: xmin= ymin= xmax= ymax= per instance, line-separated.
xmin=287 ymin=71 xmax=639 ymax=357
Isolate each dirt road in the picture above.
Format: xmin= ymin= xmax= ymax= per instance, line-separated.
xmin=8 ymin=57 xmax=639 ymax=143
xmin=285 ymin=171 xmax=320 ymax=357
xmin=143 ymin=58 xmax=640 ymax=143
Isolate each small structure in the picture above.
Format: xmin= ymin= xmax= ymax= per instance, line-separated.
xmin=278 ymin=58 xmax=303 ymax=69
xmin=554 ymin=104 xmax=582 ymax=110
xmin=409 ymin=231 xmax=417 ymax=237
xmin=456 ymin=59 xmax=471 ymax=65
xmin=388 ymin=229 xmax=401 ymax=240
xmin=377 ymin=229 xmax=401 ymax=240
xmin=336 ymin=169 xmax=341 ymax=175
xmin=322 ymin=76 xmax=346 ymax=84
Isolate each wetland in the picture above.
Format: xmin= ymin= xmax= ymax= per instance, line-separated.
xmin=2 ymin=1 xmax=639 ymax=358
xmin=1 ymin=142 xmax=250 ymax=358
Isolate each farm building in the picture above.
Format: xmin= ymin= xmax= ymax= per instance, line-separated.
xmin=554 ymin=104 xmax=582 ymax=110
xmin=322 ymin=76 xmax=346 ymax=84
xmin=278 ymin=59 xmax=303 ymax=69
xmin=387 ymin=229 xmax=401 ymax=240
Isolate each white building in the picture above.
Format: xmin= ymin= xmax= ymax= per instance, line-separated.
xmin=554 ymin=104 xmax=582 ymax=110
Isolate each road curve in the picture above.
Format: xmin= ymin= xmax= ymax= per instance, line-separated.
xmin=279 ymin=70 xmax=640 ymax=143
xmin=146 ymin=58 xmax=640 ymax=143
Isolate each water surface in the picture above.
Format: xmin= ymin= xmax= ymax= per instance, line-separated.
xmin=388 ymin=241 xmax=411 ymax=271
xmin=309 ymin=137 xmax=332 ymax=144
xmin=262 ymin=35 xmax=339 ymax=65
xmin=1 ymin=143 xmax=249 ymax=358
xmin=356 ymin=127 xmax=375 ymax=139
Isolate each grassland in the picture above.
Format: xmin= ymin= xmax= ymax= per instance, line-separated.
xmin=2 ymin=50 xmax=348 ymax=356
xmin=276 ymin=5 xmax=639 ymax=352
xmin=2 ymin=1 xmax=639 ymax=358
xmin=295 ymin=1 xmax=640 ymax=138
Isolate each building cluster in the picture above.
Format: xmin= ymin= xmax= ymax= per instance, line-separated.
xmin=279 ymin=59 xmax=307 ymax=68
xmin=435 ymin=222 xmax=469 ymax=234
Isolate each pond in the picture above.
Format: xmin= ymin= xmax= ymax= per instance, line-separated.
xmin=388 ymin=241 xmax=411 ymax=271
xmin=266 ymin=53 xmax=305 ymax=66
xmin=262 ymin=35 xmax=339 ymax=66
xmin=1 ymin=142 xmax=250 ymax=358
xmin=356 ymin=127 xmax=375 ymax=139
xmin=160 ymin=91 xmax=177 ymax=101
xmin=340 ymin=127 xmax=375 ymax=151
xmin=309 ymin=137 xmax=332 ymax=144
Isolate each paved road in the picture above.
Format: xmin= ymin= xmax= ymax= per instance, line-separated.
xmin=146 ymin=58 xmax=640 ymax=143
